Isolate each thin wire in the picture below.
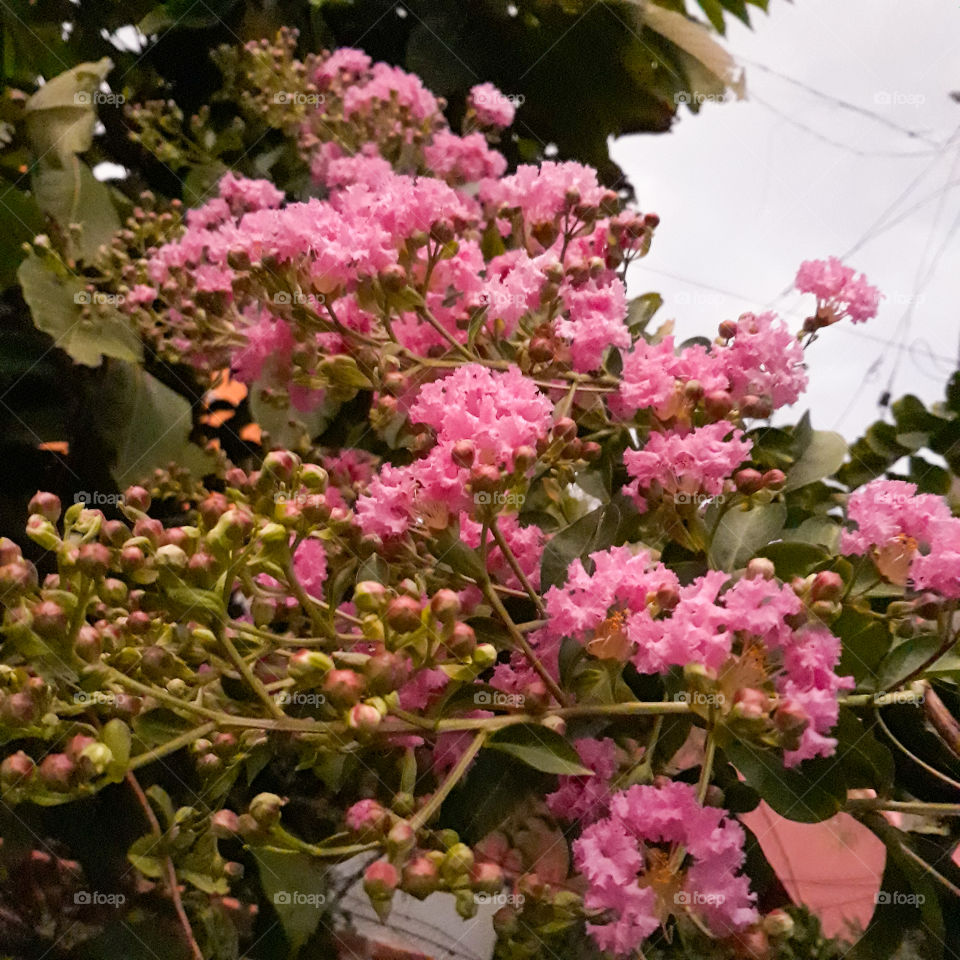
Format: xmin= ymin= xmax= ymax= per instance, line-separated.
xmin=739 ymin=57 xmax=944 ymax=147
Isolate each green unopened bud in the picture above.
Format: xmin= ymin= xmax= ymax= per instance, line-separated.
xmin=25 ymin=515 xmax=60 ymax=550
xmin=354 ymin=581 xmax=388 ymax=614
xmin=249 ymin=792 xmax=285 ymax=827
xmin=258 ymin=522 xmax=288 ymax=545
xmin=300 ymin=463 xmax=328 ymax=491
xmin=156 ymin=543 xmax=188 ymax=572
xmin=79 ymin=742 xmax=113 ymax=775
xmin=441 ymin=843 xmax=474 ymax=883
xmin=455 ymin=888 xmax=479 ymax=919
xmin=472 ymin=643 xmax=497 ymax=669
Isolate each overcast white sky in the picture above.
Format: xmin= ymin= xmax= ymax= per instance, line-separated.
xmin=614 ymin=0 xmax=960 ymax=440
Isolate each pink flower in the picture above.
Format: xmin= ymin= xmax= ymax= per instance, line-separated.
xmin=424 ymin=130 xmax=507 ymax=184
xmin=546 ymin=737 xmax=619 ymax=824
xmin=479 ymin=161 xmax=607 ymax=228
xmin=841 ymin=479 xmax=951 ymax=556
xmin=314 ymin=48 xmax=372 ymax=86
xmin=343 ymin=62 xmax=440 ymax=121
xmin=292 ymin=538 xmax=327 ymax=599
xmin=715 ymin=311 xmax=808 ymax=409
xmin=555 ymin=277 xmax=630 ymax=372
xmin=613 ymin=336 xmax=727 ymax=419
xmin=468 ymin=83 xmax=516 ymax=128
xmin=624 ymin=421 xmax=752 ymax=509
xmin=410 ymin=364 xmax=553 ymax=467
xmin=573 ymin=782 xmax=757 ymax=956
xmin=795 ymin=257 xmax=882 ymax=324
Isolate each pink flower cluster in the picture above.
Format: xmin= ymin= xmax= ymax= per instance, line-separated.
xmin=841 ymin=479 xmax=960 ymax=597
xmin=613 ymin=311 xmax=808 ymax=422
xmin=468 ymin=82 xmax=517 ymax=128
xmin=624 ymin=422 xmax=752 ymax=510
xmin=795 ymin=256 xmax=882 ymax=324
xmin=546 ymin=737 xmax=619 ymax=824
xmin=355 ymin=365 xmax=553 ymax=540
xmin=573 ymin=781 xmax=757 ymax=956
xmin=531 ymin=547 xmax=853 ymax=765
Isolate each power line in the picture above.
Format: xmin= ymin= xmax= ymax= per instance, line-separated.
xmin=739 ymin=57 xmax=945 ymax=148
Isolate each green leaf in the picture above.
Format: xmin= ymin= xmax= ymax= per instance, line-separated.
xmin=710 ymin=501 xmax=786 ymax=572
xmin=23 ymin=58 xmax=114 ymax=164
xmin=783 ymin=429 xmax=847 ymax=491
xmin=253 ymin=849 xmax=327 ymax=952
xmin=724 ymin=742 xmax=844 ymax=823
xmin=488 ymin=724 xmax=592 ymax=775
xmin=165 ymin=586 xmax=227 ymax=624
xmin=835 ymin=607 xmax=890 ymax=684
xmin=0 ymin=184 xmax=44 ymax=286
xmin=32 ymin=162 xmax=121 ymax=263
xmin=540 ymin=499 xmax=632 ymax=590
xmin=18 ymin=254 xmax=141 ymax=366
xmin=146 ymin=785 xmax=176 ymax=828
xmin=127 ymin=834 xmax=166 ymax=879
xmin=626 ymin=293 xmax=663 ymax=337
xmin=877 ymin=635 xmax=945 ymax=691
xmin=98 ymin=361 xmax=214 ymax=488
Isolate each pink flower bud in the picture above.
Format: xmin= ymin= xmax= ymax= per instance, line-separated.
xmin=347 ymin=703 xmax=382 ymax=733
xmin=322 ymin=669 xmax=365 ymax=708
xmin=386 ymin=595 xmax=422 ymax=633
xmin=211 ymin=809 xmax=240 ymax=838
xmin=364 ymin=859 xmax=400 ymax=900
xmin=28 ymin=491 xmax=61 ymax=523
xmin=810 ymin=571 xmax=844 ymax=603
xmin=1 ymin=750 xmax=35 ymax=785
xmin=430 ymin=589 xmax=461 ymax=622
xmin=402 ymin=855 xmax=439 ymax=900
xmin=124 ymin=486 xmax=152 ymax=512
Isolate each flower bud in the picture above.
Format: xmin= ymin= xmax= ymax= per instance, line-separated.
xmin=746 ymin=557 xmax=776 ymax=581
xmin=223 ymin=861 xmax=245 ymax=880
xmin=528 ymin=338 xmax=554 ymax=363
xmin=300 ymin=463 xmax=328 ymax=492
xmin=32 ymin=600 xmax=67 ymax=637
xmin=211 ymin=809 xmax=240 ymax=838
xmin=353 ymin=581 xmax=388 ymax=614
xmin=402 ymin=856 xmax=439 ymax=900
xmin=703 ymin=390 xmax=734 ymax=420
xmin=441 ymin=843 xmax=475 ymax=883
xmin=552 ymin=417 xmax=577 ymax=443
xmin=199 ymin=493 xmax=230 ymax=528
xmin=386 ymin=820 xmax=416 ymax=857
xmin=322 ymin=669 xmax=365 ymax=709
xmin=288 ymin=649 xmax=334 ymax=684
xmin=763 ymin=909 xmax=795 ymax=938
xmin=447 ymin=622 xmax=477 ymax=659
xmin=29 ymin=491 xmax=61 ymax=523
xmin=472 ymin=643 xmax=497 ymax=669
xmin=718 ymin=320 xmax=738 ymax=341
xmin=470 ymin=464 xmax=501 ymax=494
xmin=235 ymin=812 xmax=268 ymax=843
xmin=1 ymin=750 xmax=35 ymax=785
xmin=430 ymin=589 xmax=461 ymax=623
xmin=471 ymin=860 xmax=504 ymax=894
xmin=364 ymin=859 xmax=399 ymax=900
xmin=734 ymin=469 xmax=764 ymax=495
xmin=261 ymin=450 xmax=300 ymax=484
xmin=156 ymin=543 xmax=188 ymax=572
xmin=1 ymin=692 xmax=36 ymax=725
xmin=347 ymin=702 xmax=382 ymax=734
xmin=365 ymin=652 xmax=410 ymax=695
xmin=0 ymin=561 xmax=39 ymax=599
xmin=346 ymin=798 xmax=390 ymax=838
xmin=386 ymin=595 xmax=422 ymax=633
xmin=810 ymin=571 xmax=844 ymax=603
xmin=512 ymin=445 xmax=537 ymax=473
xmin=249 ymin=792 xmax=285 ymax=827
xmin=124 ymin=486 xmax=151 ymax=512
xmin=37 ymin=753 xmax=77 ymax=791
xmin=762 ymin=469 xmax=787 ymax=491
xmin=741 ymin=395 xmax=773 ymax=419
xmin=75 ymin=624 xmax=102 ymax=662
xmin=26 ymin=515 xmax=60 ymax=550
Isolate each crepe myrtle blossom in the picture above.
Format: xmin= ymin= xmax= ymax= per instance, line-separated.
xmin=624 ymin=421 xmax=752 ymax=511
xmin=841 ymin=478 xmax=960 ymax=596
xmin=573 ymin=781 xmax=757 ymax=956
xmin=795 ymin=256 xmax=882 ymax=325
